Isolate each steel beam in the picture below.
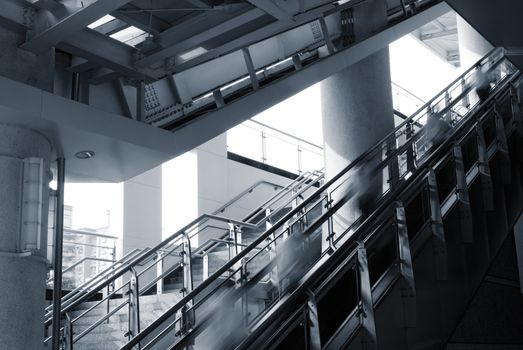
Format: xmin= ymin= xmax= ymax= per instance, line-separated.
xmin=0 ymin=0 xmax=28 ymax=32
xmin=22 ymin=0 xmax=135 ymax=54
xmin=247 ymin=0 xmax=292 ymax=21
xmin=111 ymin=6 xmax=170 ymax=35
xmin=57 ymin=29 xmax=156 ymax=80
xmin=419 ymin=28 xmax=457 ymax=41
xmin=166 ymin=0 xmax=352 ymax=73
xmin=160 ymin=2 xmax=451 ymax=160
xmin=137 ymin=8 xmax=266 ymax=67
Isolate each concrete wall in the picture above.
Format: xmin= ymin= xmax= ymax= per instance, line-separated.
xmin=161 ymin=133 xmax=299 ymax=245
xmin=123 ymin=165 xmax=162 ymax=253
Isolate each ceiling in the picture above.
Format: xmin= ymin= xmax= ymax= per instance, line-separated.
xmin=0 ymin=0 xmax=454 ymax=181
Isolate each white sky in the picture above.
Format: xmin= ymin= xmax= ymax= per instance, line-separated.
xmin=63 ymin=29 xmax=464 ymax=248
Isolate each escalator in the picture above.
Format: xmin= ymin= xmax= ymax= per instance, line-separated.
xmin=118 ymin=48 xmax=523 ymax=350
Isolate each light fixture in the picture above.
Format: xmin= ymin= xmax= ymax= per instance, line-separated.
xmin=75 ymin=150 xmax=95 ymax=159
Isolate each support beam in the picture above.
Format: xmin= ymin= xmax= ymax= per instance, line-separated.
xmin=112 ymin=6 xmax=171 ymax=35
xmin=57 ymin=29 xmax=156 ymax=80
xmin=93 ymin=18 xmax=129 ymax=35
xmin=419 ymin=28 xmax=457 ymax=41
xmin=22 ymin=0 xmax=134 ymax=54
xmin=160 ymin=2 xmax=452 ymax=160
xmin=136 ymin=8 xmax=266 ymax=67
xmin=0 ymin=0 xmax=28 ymax=32
xmin=166 ymin=0 xmax=359 ymax=73
xmin=185 ymin=0 xmax=211 ymax=8
xmin=246 ymin=0 xmax=292 ymax=21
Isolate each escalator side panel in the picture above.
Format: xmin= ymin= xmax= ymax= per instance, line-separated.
xmin=372 ymin=279 xmax=409 ymax=350
xmin=486 ymin=153 xmax=510 ymax=254
xmin=462 ymin=178 xmax=491 ymax=290
xmin=437 ymin=206 xmax=470 ymax=337
xmin=504 ymin=134 xmax=523 ymax=225
xmin=406 ymin=226 xmax=445 ymax=350
xmin=317 ymin=265 xmax=359 ymax=344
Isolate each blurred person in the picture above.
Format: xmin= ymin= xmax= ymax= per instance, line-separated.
xmin=424 ymin=108 xmax=451 ymax=151
xmin=475 ymin=64 xmax=496 ymax=103
xmin=353 ymin=160 xmax=381 ymax=219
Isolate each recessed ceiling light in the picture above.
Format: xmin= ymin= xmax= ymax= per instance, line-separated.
xmin=75 ymin=150 xmax=95 ymax=159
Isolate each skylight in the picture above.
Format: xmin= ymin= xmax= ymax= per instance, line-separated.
xmin=88 ymin=15 xmax=115 ymax=29
xmin=110 ymin=26 xmax=148 ymax=47
xmin=179 ymin=47 xmax=208 ymax=62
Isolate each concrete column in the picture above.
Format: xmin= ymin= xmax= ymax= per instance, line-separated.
xmin=456 ymin=15 xmax=493 ymax=69
xmin=0 ymin=124 xmax=53 ymax=349
xmin=320 ymin=0 xmax=394 ymax=247
xmin=123 ymin=166 xmax=162 ymax=253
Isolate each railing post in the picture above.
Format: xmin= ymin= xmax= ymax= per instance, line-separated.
xmin=387 ymin=136 xmax=400 ymax=190
xmin=305 ymin=290 xmax=321 ymax=350
xmin=325 ymin=193 xmax=336 ymax=250
xmin=461 ymin=77 xmax=470 ymax=109
xmin=445 ymin=91 xmax=452 ymax=122
xmin=356 ymin=241 xmax=377 ymax=349
xmin=239 ymin=257 xmax=249 ymax=326
xmin=228 ymin=223 xmax=236 ymax=260
xmin=63 ymin=312 xmax=73 ymax=350
xmin=182 ymin=237 xmax=194 ymax=296
xmin=476 ymin=124 xmax=495 ymax=210
xmin=180 ymin=235 xmax=195 ymax=339
xmin=453 ymin=145 xmax=473 ymax=243
xmin=297 ymin=143 xmax=303 ymax=174
xmin=52 ymin=157 xmax=66 ymax=350
xmin=405 ymin=121 xmax=417 ymax=171
xmin=265 ymin=209 xmax=279 ymax=288
xmin=156 ymin=250 xmax=164 ymax=295
xmin=261 ymin=129 xmax=267 ymax=164
xmin=202 ymin=252 xmax=209 ymax=280
xmin=494 ymin=107 xmax=511 ymax=184
xmin=395 ymin=202 xmax=416 ymax=328
xmin=428 ymin=169 xmax=448 ymax=280
xmin=127 ymin=268 xmax=141 ymax=343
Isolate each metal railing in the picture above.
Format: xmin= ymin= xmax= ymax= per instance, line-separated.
xmin=392 ymin=81 xmax=426 ymax=116
xmin=120 ymin=48 xmax=517 ymax=350
xmin=227 ymin=119 xmax=324 ymax=174
xmin=47 ymin=229 xmax=117 ymax=290
xmin=44 ymin=170 xmax=325 ymax=347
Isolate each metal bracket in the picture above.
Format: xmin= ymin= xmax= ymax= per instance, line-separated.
xmin=405 ymin=122 xmax=417 ymax=171
xmin=357 ymin=241 xmax=377 ymax=350
xmin=305 ymin=290 xmax=322 ymax=350
xmin=63 ymin=312 xmax=73 ymax=350
xmin=387 ymin=136 xmax=400 ymax=190
xmin=476 ymin=124 xmax=495 ymax=211
xmin=428 ymin=169 xmax=448 ymax=280
xmin=510 ymin=84 xmax=523 ymax=135
xmin=453 ymin=145 xmax=473 ymax=243
xmin=494 ymin=108 xmax=511 ymax=184
xmin=395 ymin=202 xmax=416 ymax=328
xmin=128 ymin=268 xmax=141 ymax=343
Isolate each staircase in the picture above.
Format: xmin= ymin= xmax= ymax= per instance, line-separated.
xmin=116 ymin=48 xmax=523 ymax=350
xmin=44 ymin=171 xmax=324 ymax=349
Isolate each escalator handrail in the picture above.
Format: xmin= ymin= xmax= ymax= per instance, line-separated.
xmin=237 ymin=67 xmax=522 ymax=349
xmin=120 ymin=47 xmax=510 ymax=349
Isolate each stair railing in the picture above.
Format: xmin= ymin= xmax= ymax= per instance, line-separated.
xmin=44 ymin=170 xmax=324 ymax=347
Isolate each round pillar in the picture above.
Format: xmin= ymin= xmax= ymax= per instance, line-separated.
xmin=320 ymin=0 xmax=394 ymax=248
xmin=0 ymin=124 xmax=53 ymax=349
xmin=457 ymin=15 xmax=493 ymax=69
